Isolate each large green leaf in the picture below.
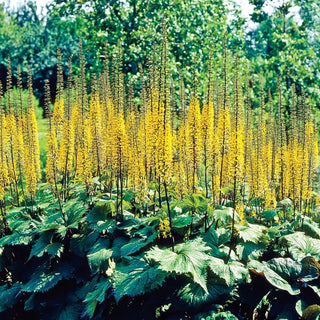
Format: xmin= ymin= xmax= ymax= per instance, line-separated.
xmin=41 ymin=292 xmax=83 ymax=320
xmin=29 ymin=230 xmax=63 ymax=259
xmin=57 ymin=303 xmax=82 ymax=320
xmin=0 ymin=283 xmax=22 ymax=312
xmin=7 ymin=209 xmax=37 ymax=234
xmin=248 ymin=258 xmax=313 ymax=295
xmin=261 ymin=210 xmax=277 ymax=221
xmin=111 ymin=237 xmax=128 ymax=260
xmin=64 ymin=198 xmax=88 ymax=228
xmin=23 ymin=263 xmax=74 ymax=293
xmin=135 ymin=225 xmax=158 ymax=239
xmin=147 ymin=238 xmax=211 ymax=292
xmin=236 ymin=242 xmax=264 ymax=262
xmin=182 ymin=194 xmax=208 ymax=214
xmin=212 ymin=311 xmax=238 ymax=320
xmin=211 ymin=207 xmax=241 ymax=224
xmin=70 ymin=230 xmax=99 ymax=257
xmin=172 ymin=215 xmax=193 ymax=228
xmin=120 ymin=235 xmax=155 ymax=256
xmin=117 ymin=218 xmax=142 ymax=232
xmin=201 ymin=229 xmax=228 ymax=259
xmin=178 ymin=277 xmax=235 ymax=307
xmin=268 ymin=222 xmax=293 ymax=239
xmin=203 ymin=228 xmax=220 ymax=247
xmin=95 ymin=220 xmax=117 ymax=233
xmin=87 ymin=200 xmax=117 ymax=232
xmin=267 ymin=258 xmax=302 ymax=281
xmin=211 ymin=312 xmax=239 ymax=319
xmin=24 ymin=293 xmax=36 ymax=311
xmin=302 ymin=221 xmax=320 ymax=240
xmin=268 ymin=272 xmax=297 ymax=297
xmin=280 ymin=232 xmax=320 ymax=260
xmin=26 ymin=274 xmax=59 ymax=294
xmin=309 ymin=285 xmax=320 ymax=300
xmin=195 ymin=310 xmax=239 ymax=320
xmin=84 ymin=277 xmax=112 ymax=318
xmin=203 ymin=228 xmax=231 ymax=247
xmin=236 ymin=224 xmax=264 ymax=243
xmin=87 ymin=200 xmax=114 ymax=221
xmin=113 ymin=257 xmax=169 ymax=302
xmin=46 ymin=242 xmax=64 ymax=256
xmin=87 ymin=239 xmax=113 ymax=274
xmin=207 ymin=257 xmax=248 ymax=286
xmin=0 ymin=232 xmax=33 ymax=246
xmin=37 ymin=198 xmax=87 ymax=237
xmin=38 ymin=211 xmax=64 ymax=233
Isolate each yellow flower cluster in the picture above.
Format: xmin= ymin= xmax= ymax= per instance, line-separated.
xmin=0 ymin=44 xmax=319 ymax=217
xmin=0 ymin=62 xmax=41 ymax=202
xmin=159 ymin=218 xmax=171 ymax=239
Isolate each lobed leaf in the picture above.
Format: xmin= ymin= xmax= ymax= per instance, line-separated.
xmin=0 ymin=283 xmax=22 ymax=312
xmin=280 ymin=232 xmax=320 ymax=261
xmin=147 ymin=238 xmax=211 ymax=292
xmin=87 ymin=239 xmax=113 ymax=274
xmin=23 ymin=263 xmax=74 ymax=293
xmin=113 ymin=257 xmax=169 ymax=302
xmin=83 ymin=277 xmax=112 ymax=318
xmin=207 ymin=257 xmax=248 ymax=286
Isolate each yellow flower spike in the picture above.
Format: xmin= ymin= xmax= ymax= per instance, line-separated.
xmin=159 ymin=217 xmax=171 ymax=239
xmin=46 ymin=129 xmax=59 ymax=188
xmin=88 ymin=93 xmax=104 ymax=177
xmin=0 ymin=84 xmax=8 ymax=201
xmin=24 ymin=68 xmax=41 ymax=196
xmin=186 ymin=97 xmax=202 ymax=193
xmin=201 ymin=100 xmax=214 ymax=197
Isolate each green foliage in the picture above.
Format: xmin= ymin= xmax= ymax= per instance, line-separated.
xmin=0 ymin=283 xmax=22 ymax=312
xmin=208 ymin=258 xmax=248 ymax=286
xmin=83 ymin=277 xmax=112 ymax=318
xmin=1 ymin=177 xmax=320 ymax=319
xmin=236 ymin=242 xmax=264 ymax=262
xmin=201 ymin=311 xmax=239 ymax=320
xmin=178 ymin=280 xmax=235 ymax=307
xmin=247 ymin=0 xmax=320 ymax=109
xmin=249 ymin=257 xmax=318 ymax=295
xmin=0 ymin=2 xmax=80 ymax=102
xmin=302 ymin=220 xmax=320 ymax=239
xmin=261 ymin=209 xmax=277 ymax=222
xmin=23 ymin=263 xmax=74 ymax=293
xmin=113 ymin=256 xmax=169 ymax=302
xmin=172 ymin=214 xmax=193 ymax=228
xmin=3 ymin=87 xmax=42 ymax=118
xmin=28 ymin=231 xmax=63 ymax=259
xmin=0 ymin=0 xmax=243 ymax=105
xmin=280 ymin=232 xmax=320 ymax=260
xmin=211 ymin=207 xmax=241 ymax=225
xmin=182 ymin=194 xmax=208 ymax=214
xmin=147 ymin=238 xmax=210 ymax=291
xmin=87 ymin=239 xmax=113 ymax=274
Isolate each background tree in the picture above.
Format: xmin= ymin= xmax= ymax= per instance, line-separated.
xmin=1 ymin=0 xmax=320 ymax=115
xmin=0 ymin=0 xmax=245 ymax=107
xmin=246 ymin=0 xmax=320 ymax=109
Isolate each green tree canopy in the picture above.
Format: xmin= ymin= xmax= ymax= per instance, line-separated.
xmin=246 ymin=0 xmax=320 ymax=109
xmin=0 ymin=0 xmax=245 ymax=104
